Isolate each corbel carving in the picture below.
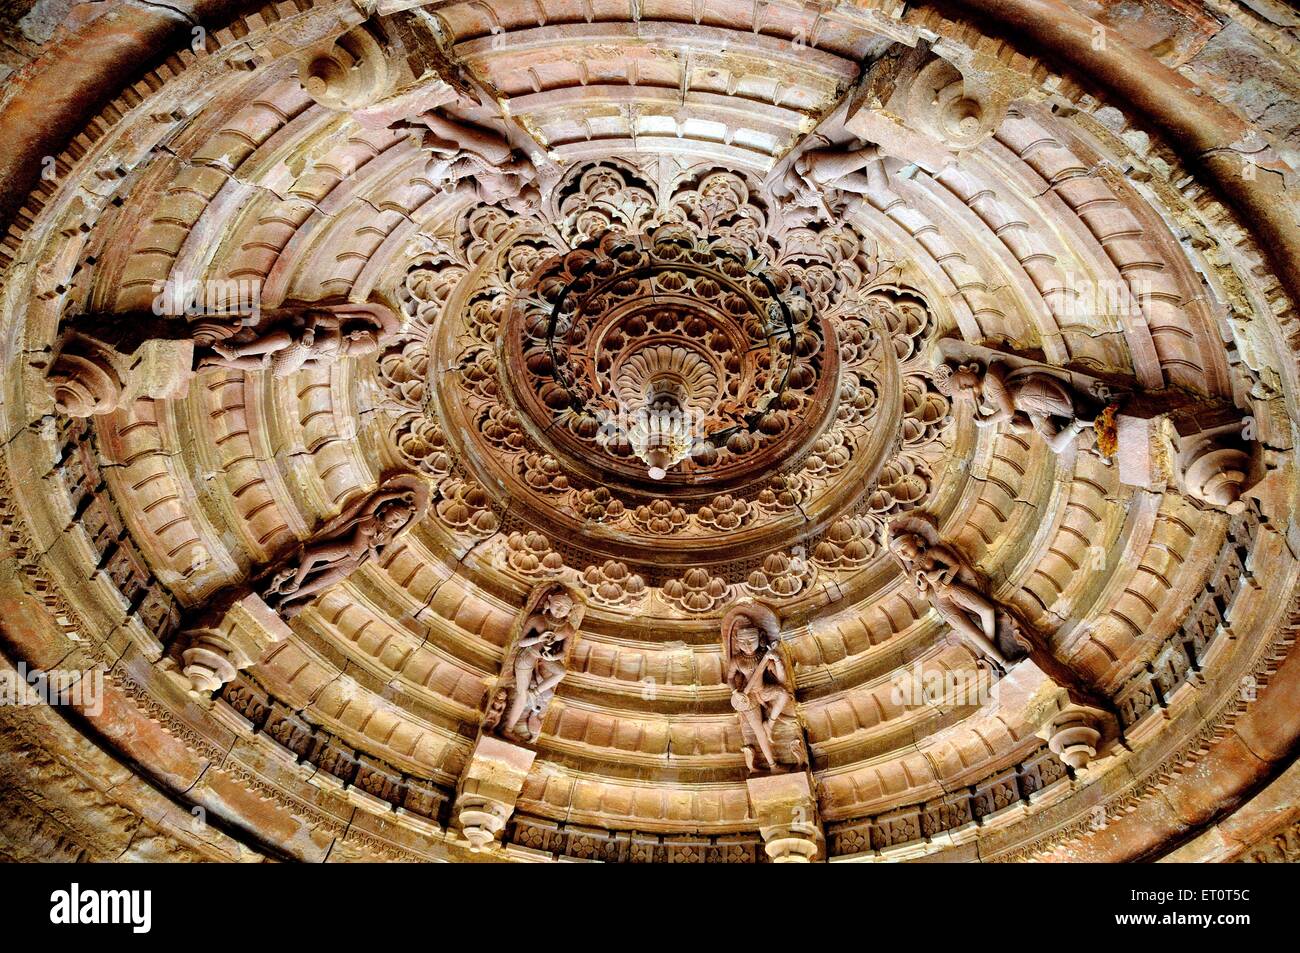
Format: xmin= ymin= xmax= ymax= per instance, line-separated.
xmin=297 ymin=13 xmax=469 ymax=125
xmin=844 ymin=41 xmax=1024 ymax=166
xmin=44 ymin=320 xmax=194 ymax=417
xmin=45 ymin=299 xmax=401 ymax=416
xmin=746 ymin=772 xmax=823 ymax=863
xmin=935 ymin=339 xmax=1269 ymax=513
xmin=171 ymin=594 xmax=294 ymax=698
xmin=453 ymin=736 xmax=536 ymax=852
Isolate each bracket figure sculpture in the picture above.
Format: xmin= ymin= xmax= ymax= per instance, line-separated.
xmin=483 ymin=582 xmax=585 ymax=743
xmin=394 ymin=109 xmax=540 ymax=214
xmin=721 ymin=601 xmax=807 ymax=773
xmin=195 ymin=301 xmax=398 ymax=375
xmin=887 ymin=514 xmax=1030 ymax=673
xmin=172 ymin=474 xmax=429 ymax=695
xmin=46 ymin=298 xmax=401 ymax=417
xmin=260 ymin=474 xmax=429 ymax=618
xmin=935 ymin=341 xmax=1270 ymax=514
xmin=936 ymin=359 xmax=1101 ymax=456
xmin=771 ymin=142 xmax=884 ymax=225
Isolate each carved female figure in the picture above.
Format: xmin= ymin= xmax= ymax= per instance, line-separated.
xmin=939 ymin=360 xmax=1091 ymax=454
xmin=197 ymin=302 xmax=398 ymax=375
xmin=888 ymin=515 xmax=1028 ymax=671
xmin=721 ymin=602 xmax=800 ymax=772
xmin=498 ymin=584 xmax=585 ymax=741
xmin=263 ymin=476 xmax=428 ymax=616
xmin=396 ymin=109 xmax=540 ymax=213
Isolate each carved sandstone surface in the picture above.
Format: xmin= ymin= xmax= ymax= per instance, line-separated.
xmin=0 ymin=0 xmax=1298 ymax=865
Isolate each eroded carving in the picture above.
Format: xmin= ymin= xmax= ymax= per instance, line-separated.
xmin=395 ymin=110 xmax=540 ymax=214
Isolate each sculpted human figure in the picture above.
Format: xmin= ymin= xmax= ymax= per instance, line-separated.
xmin=262 ymin=476 xmax=429 ymax=616
xmin=395 ymin=110 xmax=540 ymax=213
xmin=772 ymin=143 xmax=885 ymax=225
xmin=497 ymin=584 xmax=585 ymax=741
xmin=940 ymin=360 xmax=1092 ymax=454
xmin=794 ymin=144 xmax=882 ymax=196
xmin=888 ymin=515 xmax=1028 ymax=672
xmin=199 ymin=317 xmax=377 ymax=374
xmin=721 ymin=602 xmax=799 ymax=772
xmin=196 ymin=302 xmax=399 ymax=375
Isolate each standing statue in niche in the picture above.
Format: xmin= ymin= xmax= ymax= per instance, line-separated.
xmin=261 ymin=474 xmax=429 ymax=617
xmin=485 ymin=583 xmax=585 ymax=743
xmin=936 ymin=360 xmax=1096 ymax=455
xmin=887 ymin=515 xmax=1029 ymax=672
xmin=721 ymin=601 xmax=805 ymax=773
xmin=394 ymin=110 xmax=540 ymax=214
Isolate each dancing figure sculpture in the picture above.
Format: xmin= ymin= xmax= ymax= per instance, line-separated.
xmin=492 ymin=583 xmax=585 ymax=742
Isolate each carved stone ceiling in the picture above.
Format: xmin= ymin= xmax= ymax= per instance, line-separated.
xmin=0 ymin=0 xmax=1298 ymax=863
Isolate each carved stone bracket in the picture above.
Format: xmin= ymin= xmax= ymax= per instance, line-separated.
xmin=453 ymin=735 xmax=536 ymax=852
xmin=169 ymin=593 xmax=293 ymax=697
xmin=746 ymin=772 xmax=824 ymax=863
xmin=297 ymin=14 xmax=466 ymax=126
xmin=44 ymin=322 xmax=195 ymax=417
xmin=44 ymin=298 xmax=401 ymax=417
xmin=1116 ymin=403 xmax=1264 ymax=514
xmin=936 ymin=339 xmax=1126 ymax=407
xmin=937 ymin=339 xmax=1270 ymax=513
xmin=997 ymin=661 xmax=1120 ymax=771
xmin=164 ymin=474 xmax=429 ymax=696
xmin=843 ymin=41 xmax=1025 ymax=167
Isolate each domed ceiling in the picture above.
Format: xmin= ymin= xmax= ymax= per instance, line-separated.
xmin=1 ymin=0 xmax=1299 ymax=863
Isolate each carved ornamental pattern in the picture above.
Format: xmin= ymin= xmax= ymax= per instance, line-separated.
xmin=378 ymin=158 xmax=953 ymax=613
